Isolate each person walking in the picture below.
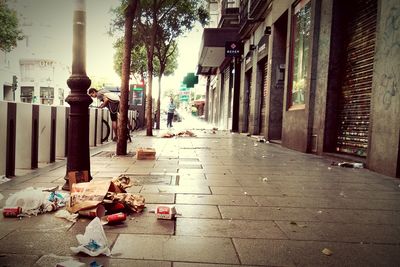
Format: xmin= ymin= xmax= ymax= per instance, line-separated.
xmin=88 ymin=87 xmax=120 ymax=141
xmin=167 ymin=97 xmax=176 ymax=128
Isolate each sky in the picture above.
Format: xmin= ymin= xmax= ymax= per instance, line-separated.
xmin=11 ymin=0 xmax=203 ymax=93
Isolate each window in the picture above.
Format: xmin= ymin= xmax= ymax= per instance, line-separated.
xmin=289 ymin=0 xmax=311 ymax=107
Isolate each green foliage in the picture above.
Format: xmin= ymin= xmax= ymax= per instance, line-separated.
xmin=0 ymin=2 xmax=24 ymax=52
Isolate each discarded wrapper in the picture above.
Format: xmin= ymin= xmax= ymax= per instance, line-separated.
xmin=101 ymin=212 xmax=126 ymax=225
xmin=78 ymin=204 xmax=106 ymax=218
xmin=155 ymin=205 xmax=176 ymax=220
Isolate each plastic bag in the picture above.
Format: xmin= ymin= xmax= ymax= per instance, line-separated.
xmin=70 ymin=217 xmax=111 ymax=257
xmin=5 ymin=187 xmax=49 ymax=215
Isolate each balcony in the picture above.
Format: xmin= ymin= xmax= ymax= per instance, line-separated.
xmin=239 ymin=0 xmax=272 ymax=38
xmin=218 ymin=0 xmax=240 ymax=28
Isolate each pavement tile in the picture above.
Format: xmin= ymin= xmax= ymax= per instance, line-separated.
xmin=176 ymin=218 xmax=287 ymax=239
xmin=233 ymin=238 xmax=400 ymax=266
xmin=0 ymin=254 xmax=39 ymax=266
xmin=178 ymin=179 xmax=241 ymax=187
xmin=69 ymin=214 xmax=174 ymax=235
xmin=210 ymin=186 xmax=283 ymax=196
xmin=111 ymin=234 xmax=240 ymax=264
xmin=173 ymin=264 xmax=249 ymax=267
xmin=176 ymin=194 xmax=258 ymax=206
xmin=141 ymin=193 xmax=175 ymax=204
xmin=174 ymin=204 xmax=221 ymax=219
xmin=34 ymin=255 xmax=172 ymax=267
xmin=141 ymin=185 xmax=211 ymax=194
xmin=275 ymin=220 xmax=400 ymax=243
xmin=219 ymin=206 xmax=319 ymax=221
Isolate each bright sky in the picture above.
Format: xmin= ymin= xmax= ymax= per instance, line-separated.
xmin=13 ymin=0 xmax=203 ymax=93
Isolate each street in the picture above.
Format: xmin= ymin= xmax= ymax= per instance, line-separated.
xmin=0 ymin=115 xmax=399 ymax=266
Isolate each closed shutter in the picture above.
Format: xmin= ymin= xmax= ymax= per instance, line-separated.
xmin=259 ymin=60 xmax=268 ymax=135
xmin=336 ymin=0 xmax=377 ymax=157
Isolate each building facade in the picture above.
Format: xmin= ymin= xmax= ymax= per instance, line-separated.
xmin=197 ymin=0 xmax=400 ymax=178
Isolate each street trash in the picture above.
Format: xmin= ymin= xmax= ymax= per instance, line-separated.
xmin=55 ymin=209 xmax=79 ymax=223
xmin=67 ymin=177 xmax=145 ymax=215
xmin=161 ymin=132 xmax=175 ymax=138
xmin=101 ymin=212 xmax=127 ymax=225
xmin=0 ymin=175 xmax=10 ymax=185
xmin=136 ymin=147 xmax=156 ymax=160
xmin=322 ymin=248 xmax=333 ymax=256
xmin=155 ymin=205 xmax=177 ymax=220
xmin=4 ymin=187 xmax=68 ymax=216
xmin=262 ymin=177 xmax=268 ymax=182
xmin=177 ymin=130 xmax=196 ymax=137
xmin=106 ymin=193 xmax=145 ymax=213
xmin=2 ymin=207 xmax=22 ymax=217
xmin=0 ymin=193 xmax=3 ymax=201
xmin=78 ymin=204 xmax=106 ymax=218
xmin=90 ymin=261 xmax=103 ymax=267
xmin=56 ymin=259 xmax=85 ymax=267
xmin=70 ymin=217 xmax=111 ymax=257
xmin=332 ymin=161 xmax=364 ymax=168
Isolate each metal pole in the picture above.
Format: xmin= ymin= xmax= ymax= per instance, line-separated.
xmin=62 ymin=0 xmax=92 ymax=190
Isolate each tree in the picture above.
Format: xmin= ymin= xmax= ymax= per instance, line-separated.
xmin=0 ymin=2 xmax=24 ymax=52
xmin=154 ymin=35 xmax=178 ymax=129
xmin=116 ymin=0 xmax=138 ymax=155
xmin=110 ymin=0 xmax=208 ymax=136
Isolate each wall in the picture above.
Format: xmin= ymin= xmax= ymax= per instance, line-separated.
xmin=368 ymin=0 xmax=400 ymax=177
xmin=281 ymin=0 xmax=321 ymax=153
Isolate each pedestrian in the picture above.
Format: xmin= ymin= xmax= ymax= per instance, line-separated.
xmin=88 ymin=87 xmax=120 ymax=141
xmin=166 ymin=97 xmax=176 ymax=128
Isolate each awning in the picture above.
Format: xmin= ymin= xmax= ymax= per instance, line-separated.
xmin=197 ymin=28 xmax=238 ymax=75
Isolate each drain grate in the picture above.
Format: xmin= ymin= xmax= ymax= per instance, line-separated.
xmin=127 ymin=174 xmax=179 ymax=185
xmin=94 ymin=151 xmax=136 ymax=157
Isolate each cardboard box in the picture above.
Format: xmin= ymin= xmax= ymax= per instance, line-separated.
xmin=136 ymin=147 xmax=156 ymax=160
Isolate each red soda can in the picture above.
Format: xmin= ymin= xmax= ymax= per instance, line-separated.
xmin=3 ymin=207 xmax=22 ymax=217
xmin=102 ymin=212 xmax=126 ymax=224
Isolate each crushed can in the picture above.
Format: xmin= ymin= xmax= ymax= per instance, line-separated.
xmin=3 ymin=207 xmax=22 ymax=217
xmin=101 ymin=212 xmax=126 ymax=225
xmin=155 ymin=205 xmax=176 ymax=220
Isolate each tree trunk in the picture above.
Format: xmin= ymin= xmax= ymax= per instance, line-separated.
xmin=156 ymin=76 xmax=162 ymax=129
xmin=116 ymin=0 xmax=137 ymax=155
xmin=146 ymin=65 xmax=153 ymax=136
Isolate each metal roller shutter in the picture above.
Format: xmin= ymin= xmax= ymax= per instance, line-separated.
xmin=336 ymin=0 xmax=377 ymax=157
xmin=259 ymin=60 xmax=268 ymax=135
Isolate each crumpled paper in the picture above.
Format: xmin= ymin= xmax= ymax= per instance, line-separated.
xmin=106 ymin=192 xmax=145 ymax=213
xmin=70 ymin=217 xmax=111 ymax=257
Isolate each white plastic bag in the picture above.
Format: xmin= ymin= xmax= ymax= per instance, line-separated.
xmin=70 ymin=217 xmax=111 ymax=256
xmin=5 ymin=187 xmax=49 ymax=215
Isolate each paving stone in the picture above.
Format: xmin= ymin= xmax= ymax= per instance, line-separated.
xmin=173 ymin=263 xmax=247 ymax=267
xmin=176 ymin=218 xmax=287 ymax=239
xmin=0 ymin=254 xmax=39 ymax=266
xmin=141 ymin=185 xmax=211 ymax=194
xmin=275 ymin=220 xmax=400 ymax=243
xmin=178 ymin=179 xmax=241 ymax=187
xmin=219 ymin=206 xmax=319 ymax=221
xmin=210 ymin=186 xmax=283 ymax=196
xmin=142 ymin=193 xmax=175 ymax=204
xmin=34 ymin=255 xmax=172 ymax=267
xmin=233 ymin=238 xmax=400 ymax=266
xmin=111 ymin=234 xmax=239 ymax=264
xmin=70 ymin=214 xmax=174 ymax=235
xmin=174 ymin=204 xmax=221 ymax=219
xmin=176 ymin=194 xmax=258 ymax=206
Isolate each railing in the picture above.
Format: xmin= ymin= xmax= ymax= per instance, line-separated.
xmin=0 ymin=101 xmax=137 ymax=178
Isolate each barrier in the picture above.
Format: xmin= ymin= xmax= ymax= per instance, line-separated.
xmin=38 ymin=105 xmax=52 ymax=163
xmin=1 ymin=102 xmax=113 ymax=177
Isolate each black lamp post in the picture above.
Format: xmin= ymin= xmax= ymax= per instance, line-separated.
xmin=62 ymin=0 xmax=92 ymax=190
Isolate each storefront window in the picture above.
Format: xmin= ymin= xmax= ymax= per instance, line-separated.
xmin=289 ymin=0 xmax=311 ymax=107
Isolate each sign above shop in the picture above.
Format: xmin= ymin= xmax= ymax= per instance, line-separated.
xmin=225 ymin=41 xmax=243 ymax=58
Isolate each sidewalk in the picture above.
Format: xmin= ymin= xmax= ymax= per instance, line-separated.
xmin=0 ymin=128 xmax=399 ymax=266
